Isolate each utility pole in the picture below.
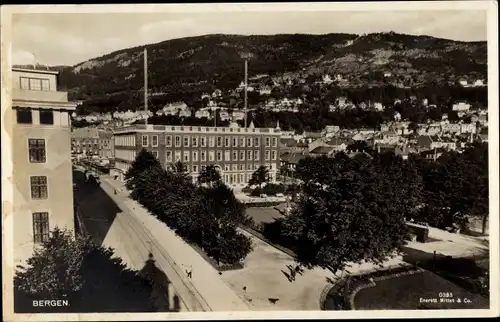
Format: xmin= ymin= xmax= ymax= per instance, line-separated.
xmin=144 ymin=48 xmax=148 ymax=126
xmin=244 ymin=59 xmax=248 ymax=128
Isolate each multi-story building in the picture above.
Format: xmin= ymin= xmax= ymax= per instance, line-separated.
xmin=98 ymin=128 xmax=114 ymax=159
xmin=113 ymin=123 xmax=281 ymax=189
xmin=10 ymin=67 xmax=77 ymax=265
xmin=71 ymin=126 xmax=100 ymax=158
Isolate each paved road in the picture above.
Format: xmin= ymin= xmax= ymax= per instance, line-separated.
xmin=72 ymin=169 xmax=119 ymax=246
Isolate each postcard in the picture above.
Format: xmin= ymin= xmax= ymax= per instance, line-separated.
xmin=1 ymin=1 xmax=498 ymax=321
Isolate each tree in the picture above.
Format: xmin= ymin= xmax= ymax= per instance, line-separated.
xmin=124 ymin=149 xmax=160 ymax=190
xmin=197 ymin=165 xmax=221 ymax=186
xmin=408 ymin=122 xmax=419 ymax=133
xmin=14 ymin=228 xmax=155 ymax=313
xmin=281 ymin=154 xmax=412 ymax=275
xmin=248 ymin=166 xmax=270 ymax=188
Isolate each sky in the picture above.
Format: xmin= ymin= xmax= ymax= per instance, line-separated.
xmin=10 ymin=7 xmax=488 ymax=67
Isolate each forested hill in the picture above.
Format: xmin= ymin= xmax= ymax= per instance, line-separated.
xmin=15 ymin=32 xmax=487 ymax=113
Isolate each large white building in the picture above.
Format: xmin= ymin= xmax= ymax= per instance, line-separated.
xmin=10 ymin=68 xmax=77 ymax=265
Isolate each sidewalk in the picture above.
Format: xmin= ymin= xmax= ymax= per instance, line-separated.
xmin=100 ymin=176 xmax=250 ymax=311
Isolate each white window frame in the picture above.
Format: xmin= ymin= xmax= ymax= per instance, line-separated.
xmin=217 ymin=151 xmax=223 ymax=161
xmin=240 ymin=151 xmax=245 ymax=161
xmin=166 ymin=151 xmax=173 ymax=162
xmin=201 ymin=136 xmax=206 ymax=147
xmin=255 ymin=150 xmax=260 ymax=161
xmin=192 ymin=136 xmax=198 ymax=147
xmin=272 ymin=150 xmax=277 ymax=160
xmin=183 ymin=136 xmax=190 ymax=147
xmin=201 ymin=151 xmax=206 ymax=162
xmin=224 ymin=151 xmax=231 ymax=161
xmin=192 ymin=151 xmax=198 ymax=162
xmin=240 ymin=137 xmax=246 ymax=147
xmin=266 ymin=137 xmax=271 ymax=147
xmin=265 ymin=150 xmax=270 ymax=161
xmin=183 ymin=151 xmax=190 ymax=162
xmin=209 ymin=151 xmax=215 ymax=162
xmin=152 ymin=135 xmax=159 ymax=147
xmin=166 ymin=135 xmax=172 ymax=147
xmin=248 ymin=150 xmax=253 ymax=161
xmin=233 ymin=136 xmax=238 ymax=147
xmin=142 ymin=135 xmax=148 ymax=147
xmin=175 ymin=135 xmax=181 ymax=147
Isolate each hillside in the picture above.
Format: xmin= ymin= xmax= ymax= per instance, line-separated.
xmin=17 ymin=32 xmax=487 ymax=113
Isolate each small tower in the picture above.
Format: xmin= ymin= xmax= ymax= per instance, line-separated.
xmin=275 ymin=120 xmax=281 ymax=131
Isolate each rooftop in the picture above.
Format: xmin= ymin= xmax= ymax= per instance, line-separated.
xmin=113 ymin=123 xmax=281 ymax=135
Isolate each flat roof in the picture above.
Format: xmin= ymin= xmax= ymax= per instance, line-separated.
xmin=12 ymin=67 xmax=60 ymax=75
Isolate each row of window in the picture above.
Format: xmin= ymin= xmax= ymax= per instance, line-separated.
xmin=175 ymin=163 xmax=277 ymax=174
xmin=115 ymin=150 xmax=137 ymax=162
xmin=115 ymin=135 xmax=136 ymax=147
xmin=142 ymin=134 xmax=278 ymax=148
xmin=220 ymin=172 xmax=275 ymax=185
xmin=20 ymin=77 xmax=51 ymax=91
xmin=164 ymin=149 xmax=277 ymax=163
xmin=17 ymin=109 xmax=55 ymax=125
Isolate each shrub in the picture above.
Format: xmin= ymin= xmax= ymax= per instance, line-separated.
xmin=250 ymin=187 xmax=262 ymax=197
xmin=262 ymin=183 xmax=286 ymax=196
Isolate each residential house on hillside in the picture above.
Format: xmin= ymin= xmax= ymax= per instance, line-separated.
xmin=416 ymin=135 xmax=433 ymax=152
xmin=452 ymin=102 xmax=471 ymax=112
xmin=323 ymin=125 xmax=341 ymax=137
xmin=179 ymin=108 xmax=192 ymax=118
xmin=441 ymin=123 xmax=461 ymax=135
xmin=302 ymin=131 xmax=323 ymax=144
xmin=230 ymin=110 xmax=244 ymax=121
xmin=195 ymin=108 xmax=212 ymax=119
xmin=219 ymin=110 xmax=231 ymax=121
xmin=421 ymin=148 xmax=447 ymax=161
xmin=430 ymin=137 xmax=457 ymax=151
xmin=259 ymin=86 xmax=272 ymax=95
xmin=373 ymin=102 xmax=384 ymax=111
xmin=374 ymin=131 xmax=400 ymax=145
xmin=322 ymin=74 xmax=333 ymax=84
xmin=473 ymin=79 xmax=486 ymax=87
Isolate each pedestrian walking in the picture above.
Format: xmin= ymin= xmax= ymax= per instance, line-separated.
xmin=186 ymin=265 xmax=193 ymax=279
xmin=290 ymin=268 xmax=296 ymax=281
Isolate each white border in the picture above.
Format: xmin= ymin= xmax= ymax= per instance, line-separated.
xmin=2 ymin=1 xmax=499 ymax=321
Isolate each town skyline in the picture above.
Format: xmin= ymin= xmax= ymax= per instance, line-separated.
xmin=11 ymin=5 xmax=487 ymax=66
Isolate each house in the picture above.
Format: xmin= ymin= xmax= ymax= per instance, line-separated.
xmin=430 ymin=138 xmax=456 ymax=151
xmin=452 ymin=102 xmax=471 ymax=112
xmin=459 ymin=79 xmax=468 ymax=87
xmin=416 ymin=135 xmax=433 ymax=151
xmin=212 ymin=89 xmax=222 ymax=98
xmin=421 ymin=148 xmax=447 ymax=161
xmin=310 ymin=146 xmax=335 ymax=156
xmin=219 ymin=110 xmax=231 ymax=121
xmin=325 ymin=137 xmax=352 ymax=152
xmin=384 ymin=72 xmax=392 ymax=77
xmin=373 ymin=102 xmax=384 ymax=111
xmin=280 ymin=152 xmax=310 ymax=172
xmin=460 ymin=123 xmax=477 ymax=134
xmin=231 ymin=110 xmax=245 ymax=121
xmin=473 ymin=79 xmax=485 ymax=87
xmin=394 ymin=111 xmax=402 ymax=121
xmin=195 ymin=109 xmax=212 ymax=119
xmin=179 ymin=108 xmax=192 ymax=118
xmin=259 ymin=86 xmax=272 ymax=95
xmin=374 ymin=131 xmax=400 ymax=145
xmin=322 ymin=125 xmax=341 ymax=137
xmin=441 ymin=123 xmax=461 ymax=134
xmin=322 ymin=74 xmax=333 ymax=84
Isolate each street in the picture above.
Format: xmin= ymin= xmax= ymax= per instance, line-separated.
xmin=72 ymin=168 xmax=120 ymax=246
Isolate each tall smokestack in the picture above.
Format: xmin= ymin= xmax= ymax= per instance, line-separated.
xmin=144 ymin=48 xmax=148 ymax=126
xmin=244 ymin=59 xmax=248 ymax=128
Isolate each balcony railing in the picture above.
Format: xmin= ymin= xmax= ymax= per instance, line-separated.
xmin=12 ymin=88 xmax=69 ymax=103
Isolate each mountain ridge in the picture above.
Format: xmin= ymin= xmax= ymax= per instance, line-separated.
xmin=14 ymin=32 xmax=487 ymax=114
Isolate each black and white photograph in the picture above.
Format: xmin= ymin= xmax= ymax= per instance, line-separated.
xmin=1 ymin=2 xmax=498 ymax=320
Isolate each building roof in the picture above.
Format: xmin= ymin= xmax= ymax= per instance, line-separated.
xmin=310 ymin=146 xmax=335 ymax=155
xmin=280 ymin=138 xmax=298 ymax=147
xmin=280 ymin=152 xmax=310 ymax=164
xmin=417 ymin=135 xmax=433 ymax=148
xmin=72 ymin=126 xmax=99 ymax=139
xmin=325 ymin=137 xmax=352 ymax=146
